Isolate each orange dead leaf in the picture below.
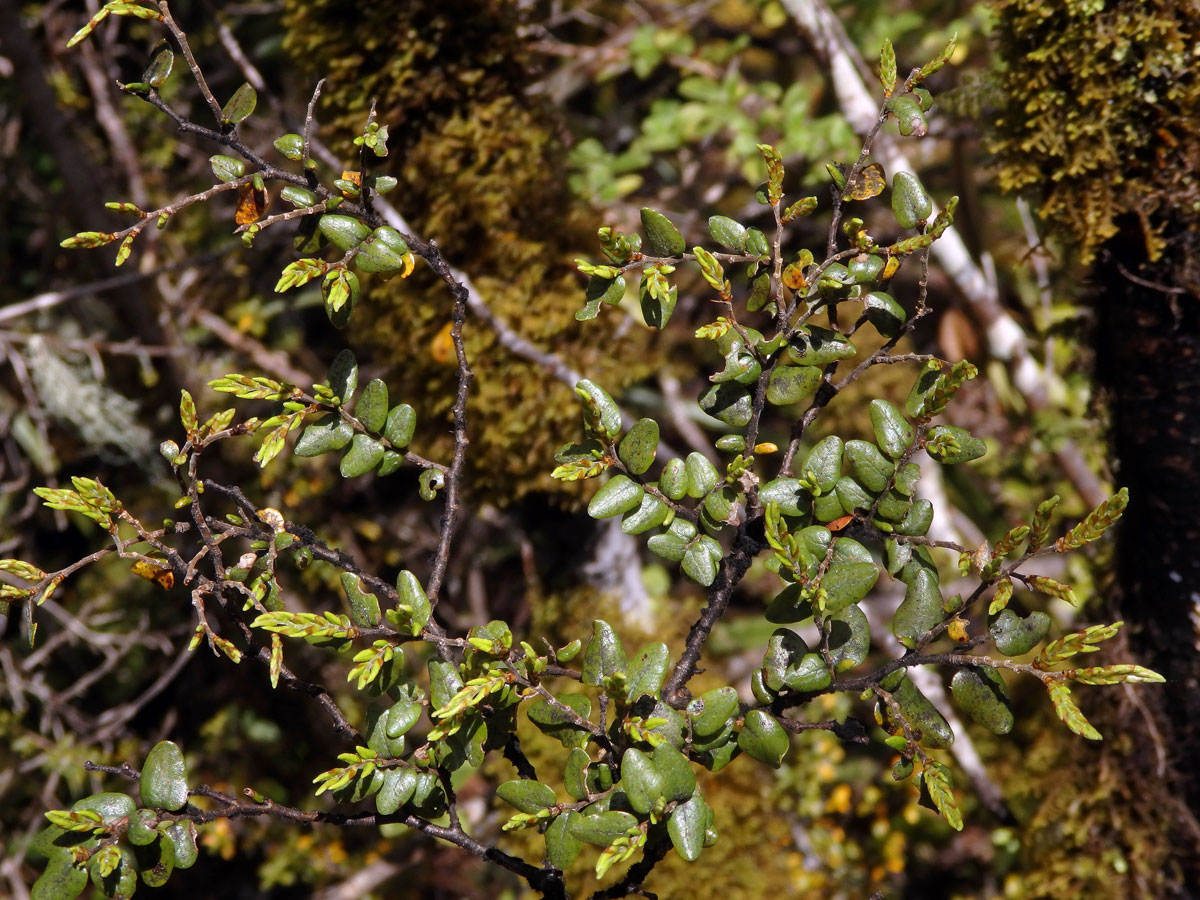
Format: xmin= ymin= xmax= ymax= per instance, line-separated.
xmin=131 ymin=560 xmax=174 ymax=589
xmin=235 ymin=181 xmax=268 ymax=225
xmin=828 ymin=515 xmax=854 ymax=532
xmin=430 ymin=322 xmax=456 ymax=365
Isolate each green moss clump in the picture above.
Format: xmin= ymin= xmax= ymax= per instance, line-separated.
xmin=282 ymin=0 xmax=656 ymax=502
xmin=988 ymin=0 xmax=1200 ymax=264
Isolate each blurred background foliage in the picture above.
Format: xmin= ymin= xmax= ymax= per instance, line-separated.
xmin=0 ymin=0 xmax=1196 ymax=898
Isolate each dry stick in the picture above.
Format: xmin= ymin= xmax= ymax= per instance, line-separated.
xmin=783 ymin=0 xmax=1107 ymax=509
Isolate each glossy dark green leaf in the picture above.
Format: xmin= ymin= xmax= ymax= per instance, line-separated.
xmin=640 ymin=278 xmax=678 ymax=328
xmin=143 ymin=48 xmax=173 ymax=87
xmin=340 ymin=573 xmax=380 ymax=628
xmin=715 ymin=434 xmax=746 ymax=453
xmin=895 ymin=499 xmax=934 ymax=536
xmin=892 ymin=172 xmax=933 ymax=229
xmin=377 ymin=451 xmax=403 ymax=476
xmin=340 ymin=434 xmax=385 ymax=477
xmin=835 ymin=475 xmax=873 ymax=516
xmin=764 ymin=582 xmax=813 ymax=624
xmin=766 ymin=365 xmax=821 ymax=406
xmin=828 ymin=605 xmax=870 ymax=672
xmin=575 ymin=379 xmax=622 ymax=440
xmin=759 ymin=478 xmax=806 ymax=516
xmin=352 ymin=379 xmax=388 ymax=434
xmin=893 ymin=567 xmax=943 ymax=648
xmin=564 ymin=749 xmax=591 ymax=801
xmin=864 ymin=291 xmax=906 ymax=337
xmin=684 ymin=452 xmax=718 ymax=498
xmin=90 ymin=843 xmax=137 ymax=898
xmin=395 ymin=570 xmax=431 ymax=634
xmin=817 ymin=262 xmax=854 ymax=297
xmin=869 ymin=399 xmax=915 ymax=459
xmin=497 ymin=779 xmax=558 ymax=814
xmin=688 ymin=686 xmax=739 ymax=737
xmin=581 ymin=620 xmax=627 ymax=686
xmin=926 ymin=425 xmax=987 ymax=464
xmin=698 ymin=382 xmax=753 ymax=428
xmin=845 ymin=440 xmax=894 ymax=493
xmin=659 ymin=457 xmax=688 ymax=500
xmin=647 ymin=532 xmax=687 ymax=562
xmin=888 ymin=94 xmax=927 ymax=136
xmin=327 ymin=350 xmax=359 ymax=403
xmin=707 ymin=215 xmax=747 ymax=251
xmin=652 ymin=743 xmax=695 ymax=801
xmin=990 ymin=609 xmax=1051 ymax=656
xmin=354 ymin=233 xmax=407 ymax=274
xmin=588 ymin=474 xmax=644 ymax=519
xmin=291 ymin=416 xmax=350 ymax=459
xmin=797 ymin=436 xmax=841 ymax=493
xmin=127 ymin=808 xmax=158 ymax=846
xmin=762 ymin=628 xmax=805 ymax=692
xmin=273 ymin=133 xmax=304 ymax=159
xmin=906 ymin=360 xmax=944 ymax=418
xmin=133 ymin=833 xmax=174 ymax=888
xmin=375 ymin=769 xmax=418 ymax=815
xmin=382 ymin=404 xmax=416 ymax=448
xmin=209 ymin=154 xmax=245 ymax=183
xmin=587 ymin=274 xmax=626 ymax=309
xmin=618 ymin=419 xmax=659 ymax=474
xmin=891 ymin=675 xmax=954 ymax=748
xmin=951 ymin=666 xmax=1014 ymax=734
xmin=319 ymin=215 xmax=371 ymax=251
xmin=280 ymin=185 xmax=317 ymax=208
xmin=621 ymin=491 xmax=670 ymax=535
xmin=162 ymin=820 xmax=197 ymax=869
xmin=31 ymin=853 xmax=87 ymax=900
xmin=641 ymin=207 xmax=685 ymax=257
xmin=876 ymin=488 xmax=913 ymax=523
xmin=428 ymin=659 xmax=464 ymax=710
xmin=703 ymin=486 xmax=736 ymax=524
xmin=821 ymin=561 xmax=880 ymax=612
xmin=621 ymin=748 xmax=665 ymax=814
xmin=221 ymin=82 xmax=257 ymax=124
xmin=893 ymin=462 xmax=921 ymax=497
xmin=745 ymin=227 xmax=769 ymax=258
xmin=788 ymin=326 xmax=856 ymax=366
xmin=668 ymin=794 xmax=709 ymax=862
xmin=738 ymin=709 xmax=789 ymax=767
xmin=528 ymin=693 xmax=592 ymax=749
xmin=627 ymin=642 xmax=670 ymax=700
xmin=545 ymin=811 xmax=583 ymax=870
xmin=570 ymin=809 xmax=638 ymax=846
xmin=140 ymin=742 xmax=187 ymax=811
xmin=849 ymin=253 xmax=885 ymax=283
xmin=681 ymin=536 xmax=721 ymax=586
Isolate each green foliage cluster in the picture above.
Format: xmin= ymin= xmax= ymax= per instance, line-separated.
xmin=10 ymin=5 xmax=1166 ymax=899
xmin=989 ymin=0 xmax=1200 ymax=263
xmin=279 ymin=0 xmax=658 ymax=502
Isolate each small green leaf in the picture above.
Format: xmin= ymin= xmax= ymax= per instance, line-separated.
xmin=496 ymin=780 xmax=558 ymax=814
xmin=319 ymin=215 xmax=371 ymax=252
xmin=667 ymin=794 xmax=710 ymax=862
xmin=707 ymin=216 xmax=747 ymax=251
xmin=922 ymin=761 xmax=963 ymax=830
xmin=821 ymin=561 xmax=880 ymax=612
xmin=892 ymin=172 xmax=933 ymax=229
xmin=891 ymin=674 xmax=954 ymax=748
xmin=766 ymin=365 xmax=821 ymax=406
xmin=375 ymin=769 xmax=417 ymax=815
xmin=132 ymin=832 xmax=174 ymax=887
xmin=1047 ymin=681 xmax=1102 ymax=740
xmin=681 ymin=536 xmax=721 ymax=586
xmin=569 ymin=810 xmax=638 ymax=846
xmin=737 ymin=709 xmax=788 ymax=767
xmin=31 ymin=853 xmax=87 ymax=900
xmin=327 ymin=350 xmax=359 ymax=403
xmin=588 ymin=474 xmax=644 ymax=519
xmin=546 ymin=811 xmax=583 ymax=869
xmin=641 ymin=207 xmax=685 ymax=257
xmin=618 ymin=418 xmax=659 ymax=475
xmin=140 ymin=742 xmax=188 ymax=811
xmin=355 ymin=379 xmax=389 ymax=433
xmin=621 ymin=492 xmax=671 ymax=535
xmin=684 ymin=452 xmax=719 ymax=498
xmin=659 ymin=457 xmax=689 ymax=500
xmin=221 ymin=82 xmax=257 ymax=124
xmin=143 ymin=48 xmax=174 ymax=87
xmin=844 ymin=440 xmax=895 ymax=493
xmin=621 ymin=748 xmax=665 ymax=814
xmin=863 ymin=291 xmax=906 ymax=338
xmin=888 ymin=93 xmax=927 ymax=137
xmin=273 ymin=133 xmax=304 ymax=159
xmin=383 ymin=404 xmax=417 ymax=448
xmin=990 ymin=609 xmax=1051 ymax=656
xmin=162 ymin=820 xmax=198 ymax=869
xmin=827 ymin=605 xmax=871 ymax=672
xmin=575 ymin=379 xmax=622 ymax=440
xmin=951 ymin=666 xmax=1014 ymax=735
xmin=528 ymin=693 xmax=592 ymax=749
xmin=564 ymin=749 xmax=590 ymax=801
xmin=626 ymin=642 xmax=670 ymax=700
xmin=340 ymin=573 xmax=381 ymax=628
xmin=893 ymin=567 xmax=943 ymax=648
xmin=688 ymin=686 xmax=739 ymax=737
xmin=340 ymin=434 xmax=385 ymax=477
xmin=581 ymin=620 xmax=627 ymax=686
xmin=870 ymin=400 xmax=914 ymax=459
xmin=652 ymin=743 xmax=696 ymax=801
xmin=294 ymin=415 xmax=353 ymax=457
xmin=698 ymin=382 xmax=753 ymax=428
xmin=926 ymin=425 xmax=986 ymax=464
xmin=209 ymin=155 xmax=245 ymax=183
